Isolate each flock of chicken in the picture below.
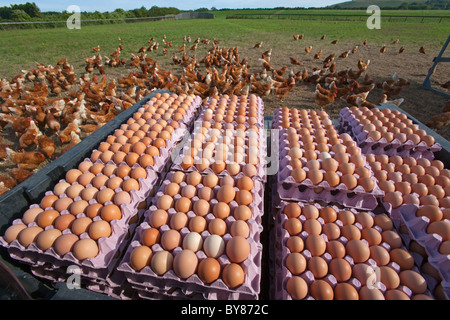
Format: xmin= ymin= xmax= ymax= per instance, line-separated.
xmin=0 ymin=31 xmax=448 ymax=196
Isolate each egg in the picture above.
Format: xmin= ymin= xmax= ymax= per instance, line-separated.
xmin=53 ymin=214 xmax=75 ymax=231
xmin=37 ymin=209 xmax=60 ymax=228
xmin=88 ymin=220 xmax=112 ymax=240
xmin=101 ymin=204 xmax=122 ymax=222
xmin=399 ymin=270 xmax=427 ymax=294
xmin=130 ymin=245 xmax=153 ymax=271
xmin=222 ymin=263 xmax=245 ymax=289
xmin=173 ymin=249 xmax=198 ymax=280
xmin=3 ymin=223 xmax=27 ymax=244
xmin=329 ymin=258 xmax=352 ymax=282
xmin=307 ymin=169 xmax=323 ymax=185
xmin=334 ymin=283 xmax=359 ymax=300
xmin=383 ymin=191 xmax=403 ymax=208
xmin=216 ymin=185 xmax=236 ymax=203
xmin=189 ymin=216 xmax=207 ymax=233
xmin=72 ymin=238 xmax=99 ymax=261
xmin=182 ymin=231 xmax=203 ymax=252
xmin=226 ymin=236 xmax=250 ymax=263
xmin=427 ymin=221 xmax=450 ymax=240
xmin=308 ymin=256 xmax=328 ymax=279
xmin=53 ymin=181 xmax=71 ymax=196
xmin=305 ymin=234 xmax=326 ymax=256
xmin=151 ymin=250 xmax=174 ymax=275
xmin=197 ymin=257 xmax=221 ymax=284
xmin=310 ymin=280 xmax=334 ymax=300
xmin=22 ymin=207 xmax=44 ymax=225
xmin=346 ymin=239 xmax=370 ymax=263
xmin=204 ymin=234 xmax=225 ymax=258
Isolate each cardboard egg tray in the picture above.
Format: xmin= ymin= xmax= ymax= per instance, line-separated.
xmin=271 ymin=108 xmax=332 ymax=130
xmin=0 ymin=92 xmax=205 ymax=294
xmin=276 ymin=131 xmax=383 ymax=210
xmin=199 ymin=95 xmax=265 ymax=129
xmin=116 ymin=171 xmax=265 ymax=300
xmin=387 ymin=204 xmax=450 ymax=296
xmin=170 ymin=126 xmax=268 ymax=182
xmin=271 ymin=201 xmax=436 ymax=300
xmin=338 ymin=107 xmax=442 ymax=160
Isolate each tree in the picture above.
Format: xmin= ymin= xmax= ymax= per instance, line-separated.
xmin=11 ymin=9 xmax=31 ymax=21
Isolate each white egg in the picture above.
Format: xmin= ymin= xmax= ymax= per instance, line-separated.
xmin=203 ymin=234 xmax=225 ymax=258
xmin=182 ymin=232 xmax=203 ymax=252
xmin=319 ymin=152 xmax=332 ymax=160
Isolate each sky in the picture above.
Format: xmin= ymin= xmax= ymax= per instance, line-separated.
xmin=0 ymin=0 xmax=346 ymax=12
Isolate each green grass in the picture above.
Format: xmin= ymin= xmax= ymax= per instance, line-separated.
xmin=0 ymin=10 xmax=449 ymax=79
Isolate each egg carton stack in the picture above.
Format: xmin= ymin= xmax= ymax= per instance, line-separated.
xmin=0 ymin=92 xmax=203 ymax=299
xmin=365 ymin=153 xmax=450 ymax=299
xmin=117 ymin=170 xmax=264 ymax=300
xmin=170 ymin=94 xmax=267 ymax=182
xmin=338 ymin=106 xmax=441 ymax=160
xmin=272 ymin=200 xmax=436 ymax=300
xmin=273 ymin=107 xmax=383 ymax=211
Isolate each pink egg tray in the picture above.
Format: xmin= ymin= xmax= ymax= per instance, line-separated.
xmin=388 ymin=204 xmax=450 ymax=296
xmin=170 ymin=127 xmax=268 ymax=182
xmin=271 ymin=201 xmax=436 ymax=300
xmin=116 ymin=171 xmax=265 ymax=300
xmin=276 ymin=132 xmax=383 ymax=211
xmin=199 ymin=95 xmax=265 ymax=129
xmin=270 ymin=108 xmax=331 ymax=130
xmin=338 ymin=107 xmax=442 ymax=160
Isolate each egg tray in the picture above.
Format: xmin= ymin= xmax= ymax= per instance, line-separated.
xmin=272 ymin=201 xmax=435 ymax=300
xmin=388 ymin=204 xmax=450 ymax=283
xmin=276 ymin=156 xmax=383 ymax=211
xmin=338 ymin=107 xmax=442 ymax=160
xmin=270 ymin=108 xmax=332 ymax=130
xmin=0 ymin=165 xmax=159 ymax=280
xmin=116 ymin=172 xmax=265 ymax=300
xmin=199 ymin=95 xmax=265 ymax=129
xmin=117 ymin=221 xmax=263 ymax=300
xmin=169 ymin=127 xmax=268 ymax=182
xmin=386 ymin=220 xmax=450 ymax=300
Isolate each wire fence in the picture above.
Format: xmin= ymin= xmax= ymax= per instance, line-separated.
xmin=226 ymin=13 xmax=450 ymax=23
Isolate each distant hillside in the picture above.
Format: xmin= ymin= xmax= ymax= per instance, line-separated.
xmin=328 ymin=0 xmax=449 ymax=9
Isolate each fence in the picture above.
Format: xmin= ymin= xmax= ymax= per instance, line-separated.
xmin=226 ymin=13 xmax=450 ymax=23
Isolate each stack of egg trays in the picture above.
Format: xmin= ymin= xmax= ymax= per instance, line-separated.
xmin=117 ymin=171 xmax=264 ymax=300
xmin=276 ymin=129 xmax=383 ymax=211
xmin=170 ymin=95 xmax=267 ymax=182
xmin=0 ymin=93 xmax=204 ymax=298
xmin=272 ymin=200 xmax=435 ymax=300
xmin=338 ymin=107 xmax=442 ymax=160
xmin=388 ymin=204 xmax=450 ymax=299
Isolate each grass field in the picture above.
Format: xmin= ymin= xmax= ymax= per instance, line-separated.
xmin=0 ymin=10 xmax=449 ymax=79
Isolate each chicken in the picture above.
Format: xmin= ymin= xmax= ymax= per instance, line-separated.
xmin=357 ymin=59 xmax=370 ymax=72
xmin=0 ymin=174 xmax=17 ymax=189
xmin=61 ymin=132 xmax=81 ymax=154
xmin=356 ymin=97 xmax=377 ymax=109
xmin=331 ymin=40 xmax=338 ymax=45
xmin=305 ymin=46 xmax=312 ymax=53
xmin=178 ymin=44 xmax=186 ymax=52
xmin=346 ymin=91 xmax=371 ymax=106
xmin=293 ymin=34 xmax=300 ymax=40
xmin=382 ymin=82 xmax=403 ymax=97
xmin=352 ymin=82 xmax=375 ymax=95
xmin=0 ymin=144 xmax=10 ymax=160
xmin=80 ymin=123 xmax=102 ymax=135
xmin=6 ymin=148 xmax=46 ymax=170
xmin=427 ymin=112 xmax=450 ymax=129
xmin=0 ymin=114 xmax=31 ymax=136
xmin=19 ymin=119 xmax=41 ymax=149
xmin=419 ymin=46 xmax=426 ymax=54
xmin=92 ymin=45 xmax=100 ymax=52
xmin=275 ymin=78 xmax=295 ymax=100
xmin=363 ymin=39 xmax=367 ymax=45
xmin=290 ymin=57 xmax=302 ymax=66
xmin=441 ymin=81 xmax=450 ymax=90
xmin=7 ymin=168 xmax=34 ymax=183
xmin=351 ymin=46 xmax=359 ymax=54
xmin=377 ymin=94 xmax=405 ymax=107
xmin=313 ymin=50 xmax=323 ymax=60
xmin=0 ymin=182 xmax=10 ymax=197
xmin=37 ymin=134 xmax=55 ymax=158
xmin=320 ymin=35 xmax=326 ymax=40
xmin=315 ymin=89 xmax=336 ymax=107
xmin=316 ymin=83 xmax=335 ymax=97
xmin=339 ymin=50 xmax=350 ymax=59
xmin=254 ymin=41 xmax=263 ymax=48
xmin=45 ymin=110 xmax=60 ymax=132
xmin=398 ymin=46 xmax=405 ymax=54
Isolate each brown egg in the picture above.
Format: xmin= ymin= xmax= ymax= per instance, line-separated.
xmin=334 ymin=283 xmax=359 ymax=300
xmin=346 ymin=239 xmax=370 ymax=263
xmin=40 ymin=194 xmax=59 ymax=209
xmin=65 ymin=169 xmax=83 ymax=184
xmin=341 ymin=174 xmax=358 ymax=190
xmin=72 ymin=238 xmax=99 ymax=261
xmin=427 ymin=221 xmax=450 ymax=240
xmin=329 ymin=258 xmax=352 ymax=282
xmin=130 ymin=245 xmax=153 ymax=271
xmin=324 ymin=171 xmax=340 ymax=187
xmin=69 ymin=200 xmax=89 ymax=215
xmin=320 ymin=207 xmax=337 ymax=223
xmin=52 ymin=233 xmax=79 ymax=256
xmin=53 ymin=197 xmax=74 ymax=213
xmin=310 ymin=280 xmax=334 ymax=300
xmin=148 ymin=209 xmax=169 ymax=228
xmin=101 ymin=204 xmax=122 ymax=222
xmin=141 ymin=228 xmax=161 ymax=247
xmin=189 ymin=215 xmax=206 ymax=233
xmin=80 ymin=186 xmax=99 ymax=202
xmin=216 ymin=185 xmax=236 ymax=203
xmin=223 ymin=263 xmax=245 ymax=289
xmin=307 ymin=256 xmax=328 ymax=279
xmin=198 ymin=257 xmax=221 ymax=284
xmin=383 ymin=191 xmax=403 ymax=208
xmin=399 ymin=270 xmax=427 ymax=294
xmin=89 ymin=220 xmax=112 ymax=240
xmin=355 ymin=211 xmax=374 ymax=229
xmin=53 ymin=181 xmax=71 ymax=196
xmin=358 ymin=177 xmax=375 ymax=192
xmin=285 ymin=218 xmax=302 ymax=236
xmin=305 ymin=234 xmax=326 ymax=256
xmin=302 ymin=205 xmax=319 ymax=219
xmin=307 ymin=169 xmax=323 ymax=185
xmin=291 ymin=168 xmax=306 ymax=183
xmin=3 ymin=223 xmax=27 ymax=244
xmin=71 ymin=216 xmax=92 ymax=236
xmin=91 ymin=175 xmax=109 ymax=189
xmin=416 ymin=205 xmax=443 ymax=222
xmin=235 ymin=190 xmax=253 ymax=206
xmin=37 ymin=209 xmax=60 ymax=228
xmin=285 ymin=252 xmax=306 ymax=275
xmin=303 ymin=219 xmax=322 ymax=235
xmin=341 ymin=224 xmax=361 ymax=241
xmin=161 ymin=229 xmax=181 ymax=251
